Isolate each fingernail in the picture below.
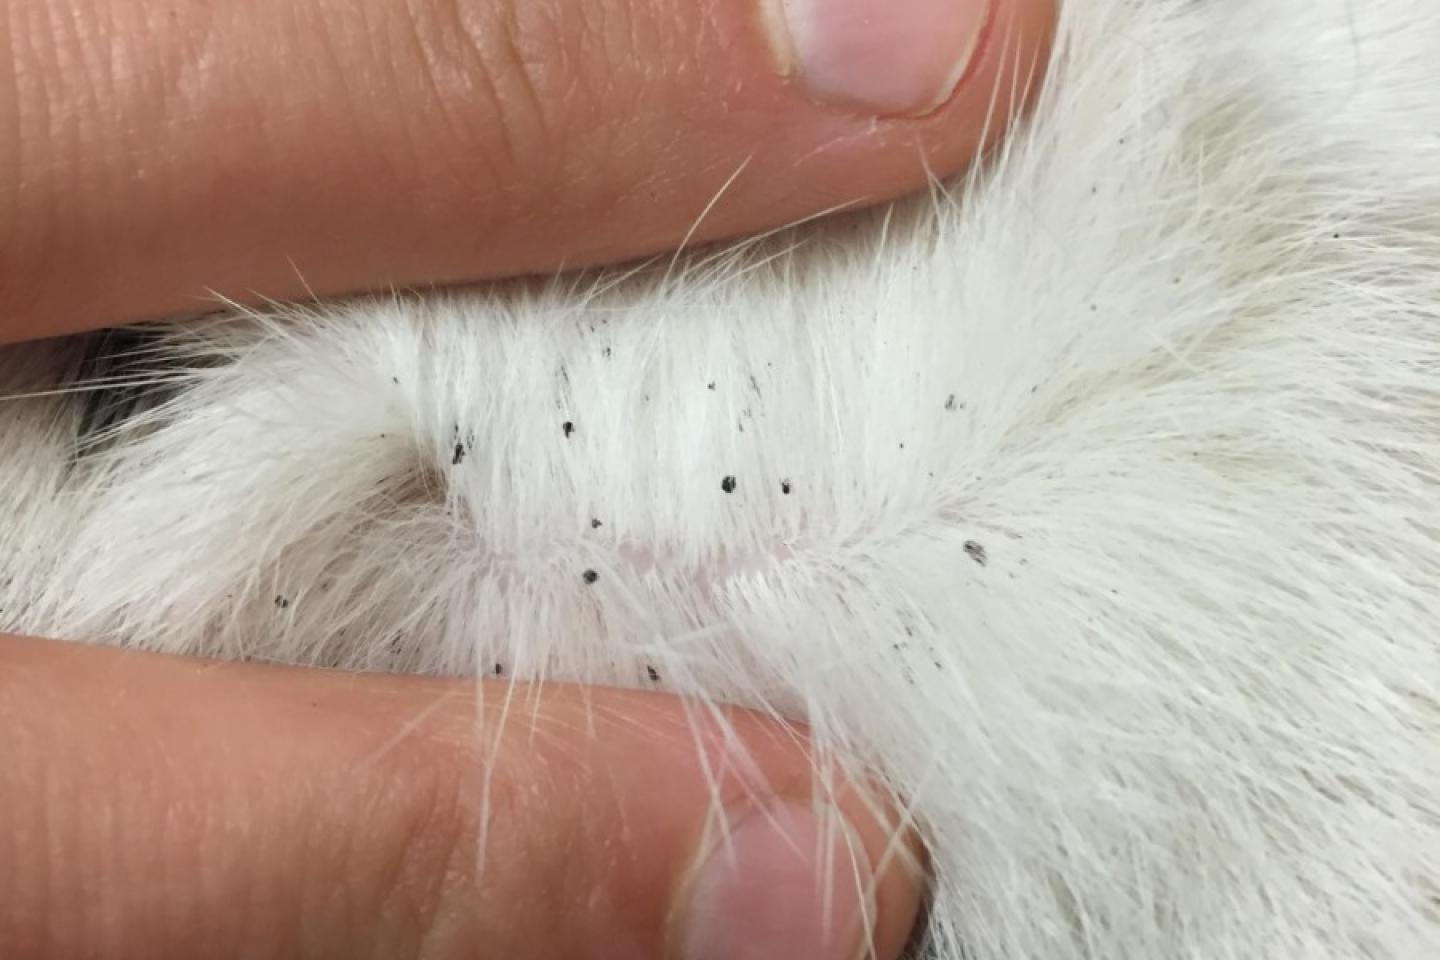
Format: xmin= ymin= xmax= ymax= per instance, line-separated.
xmin=763 ymin=0 xmax=994 ymax=116
xmin=676 ymin=802 xmax=875 ymax=960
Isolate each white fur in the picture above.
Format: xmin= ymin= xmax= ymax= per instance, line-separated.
xmin=3 ymin=0 xmax=1439 ymax=956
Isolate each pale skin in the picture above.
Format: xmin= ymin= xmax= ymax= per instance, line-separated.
xmin=0 ymin=0 xmax=1056 ymax=955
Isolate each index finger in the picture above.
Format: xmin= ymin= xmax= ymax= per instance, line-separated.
xmin=1 ymin=0 xmax=1056 ymax=341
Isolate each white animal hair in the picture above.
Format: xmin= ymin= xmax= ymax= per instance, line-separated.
xmin=3 ymin=0 xmax=1440 ymax=956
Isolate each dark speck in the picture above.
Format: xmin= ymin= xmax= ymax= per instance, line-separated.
xmin=590 ymin=518 xmax=603 ymax=529
xmin=780 ymin=480 xmax=792 ymax=495
xmin=452 ymin=442 xmax=466 ymax=465
xmin=706 ymin=381 xmax=716 ymax=391
xmin=602 ymin=346 xmax=612 ymax=358
xmin=391 ymin=376 xmax=399 ymax=385
xmin=945 ymin=394 xmax=958 ymax=412
xmin=646 ymin=665 xmax=661 ymax=682
xmin=721 ymin=475 xmax=737 ymax=494
xmin=582 ymin=569 xmax=599 ymax=584
xmin=275 ymin=595 xmax=290 ymax=609
xmin=964 ymin=541 xmax=988 ymax=567
xmin=494 ymin=662 xmax=505 ymax=676
xmin=562 ymin=421 xmax=575 ymax=438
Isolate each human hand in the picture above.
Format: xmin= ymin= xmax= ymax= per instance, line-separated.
xmin=1 ymin=0 xmax=1056 ymax=955
xmin=1 ymin=0 xmax=1055 ymax=341
xmin=1 ymin=634 xmax=923 ymax=958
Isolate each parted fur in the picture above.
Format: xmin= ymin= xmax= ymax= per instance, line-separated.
xmin=3 ymin=0 xmax=1440 ymax=956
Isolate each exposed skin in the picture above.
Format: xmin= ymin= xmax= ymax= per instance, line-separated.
xmin=0 ymin=0 xmax=1056 ymax=954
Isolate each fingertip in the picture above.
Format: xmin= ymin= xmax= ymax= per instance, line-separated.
xmin=836 ymin=782 xmax=930 ymax=960
xmin=919 ymin=0 xmax=1060 ymax=155
xmin=556 ymin=690 xmax=927 ymax=960
xmin=667 ymin=797 xmax=926 ymax=960
xmin=2 ymin=0 xmax=1058 ymax=336
xmin=660 ymin=0 xmax=1059 ymax=257
xmin=2 ymin=635 xmax=928 ymax=960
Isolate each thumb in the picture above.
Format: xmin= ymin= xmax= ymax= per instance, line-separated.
xmin=0 ymin=633 xmax=926 ymax=960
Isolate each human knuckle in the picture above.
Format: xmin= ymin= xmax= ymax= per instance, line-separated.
xmin=407 ymin=0 xmax=581 ymax=186
xmin=359 ymin=754 xmax=481 ymax=950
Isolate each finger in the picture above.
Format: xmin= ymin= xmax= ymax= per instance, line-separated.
xmin=1 ymin=0 xmax=1057 ymax=341
xmin=0 ymin=633 xmax=926 ymax=960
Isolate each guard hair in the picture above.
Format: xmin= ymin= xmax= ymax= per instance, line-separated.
xmin=3 ymin=1 xmax=1439 ymax=956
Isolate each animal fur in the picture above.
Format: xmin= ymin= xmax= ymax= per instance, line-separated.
xmin=3 ymin=0 xmax=1440 ymax=956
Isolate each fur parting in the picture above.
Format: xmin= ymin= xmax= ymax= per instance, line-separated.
xmin=3 ymin=0 xmax=1440 ymax=956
